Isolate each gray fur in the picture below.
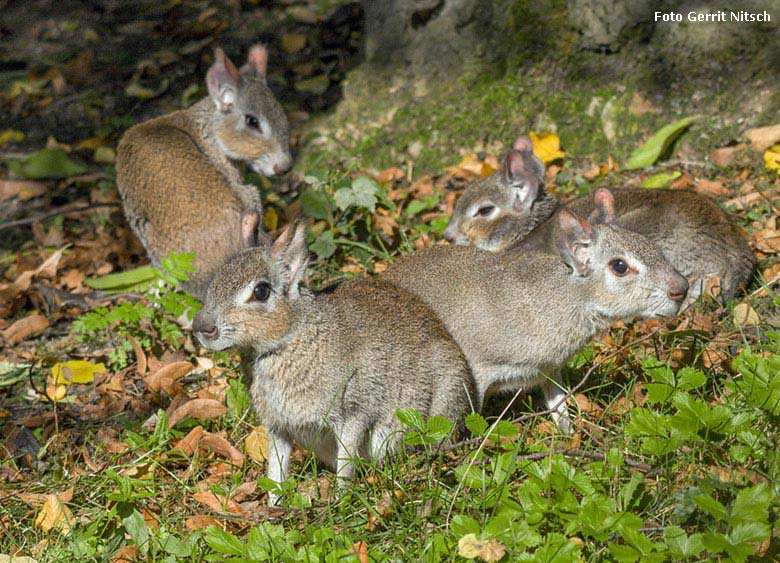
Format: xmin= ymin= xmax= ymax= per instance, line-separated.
xmin=445 ymin=141 xmax=756 ymax=306
xmin=193 ymin=225 xmax=475 ymax=504
xmin=385 ymin=202 xmax=687 ymax=433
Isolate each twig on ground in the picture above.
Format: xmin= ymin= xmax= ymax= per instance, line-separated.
xmin=1 ymin=202 xmax=120 ymax=231
xmin=514 ymin=448 xmax=653 ymax=472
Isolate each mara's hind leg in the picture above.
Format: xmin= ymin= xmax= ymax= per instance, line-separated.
xmin=540 ymin=372 xmax=572 ymax=434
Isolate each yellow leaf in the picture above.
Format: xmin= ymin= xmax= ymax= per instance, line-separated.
xmin=76 ymin=137 xmax=107 ymax=150
xmin=733 ymin=302 xmax=760 ymax=328
xmin=458 ymin=534 xmax=482 ymax=559
xmin=52 ymin=360 xmax=106 ymax=385
xmin=0 ymin=555 xmax=39 ymax=563
xmin=764 ymin=145 xmax=780 ymax=172
xmin=0 ymin=129 xmax=24 ymax=147
xmin=529 ymin=131 xmax=565 ymax=164
xmin=264 ymin=207 xmax=279 ymax=232
xmin=34 ymin=494 xmax=74 ymax=534
xmin=245 ymin=426 xmax=269 ymax=463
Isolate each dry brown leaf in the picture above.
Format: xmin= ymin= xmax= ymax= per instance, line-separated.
xmin=669 ymin=171 xmax=694 ymax=190
xmin=2 ymin=315 xmax=49 ymax=345
xmin=127 ymin=335 xmax=147 ymax=376
xmin=168 ymin=398 xmax=227 ymax=427
xmin=60 ymin=269 xmax=85 ymax=289
xmin=230 ymin=481 xmax=257 ymax=503
xmin=753 ymin=229 xmax=780 ymax=254
xmin=245 ymin=426 xmax=269 ymax=463
xmin=710 ymin=145 xmax=743 ymax=167
xmin=112 ymin=546 xmax=139 ymax=563
xmin=349 ymin=542 xmax=369 ymax=563
xmin=34 ymin=494 xmax=74 ymax=534
xmin=174 ymin=425 xmax=204 ymax=455
xmin=746 ymin=123 xmax=780 ymax=152
xmin=144 ymin=361 xmax=193 ymax=396
xmin=724 ymin=191 xmax=767 ymax=210
xmin=0 ymin=180 xmax=47 ymax=201
xmin=374 ymin=167 xmax=404 ymax=183
xmin=373 ymin=213 xmax=398 ymax=237
xmin=695 ymin=179 xmax=729 ymax=198
xmin=199 ymin=432 xmax=244 ymax=466
xmin=193 ymin=490 xmax=244 ymax=515
xmin=185 ymin=515 xmax=222 ymax=531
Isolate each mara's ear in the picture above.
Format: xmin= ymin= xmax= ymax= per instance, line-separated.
xmin=207 ymin=48 xmax=241 ymax=112
xmin=587 ymin=188 xmax=617 ymax=224
xmin=241 ymin=212 xmax=259 ymax=247
xmin=271 ymin=223 xmax=309 ymax=297
xmin=511 ymin=135 xmax=546 ymax=181
xmin=239 ymin=44 xmax=268 ymax=79
xmin=555 ymin=209 xmax=595 ymax=276
xmin=501 ymin=151 xmax=540 ymax=214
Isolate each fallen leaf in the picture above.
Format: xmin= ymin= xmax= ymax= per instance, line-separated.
xmin=695 ymin=179 xmax=729 ymax=197
xmin=753 ymin=229 xmax=780 ymax=254
xmin=145 ymin=361 xmax=192 ymax=396
xmin=374 ymin=168 xmax=404 ymax=183
xmin=245 ymin=426 xmax=269 ymax=463
xmin=168 ymin=398 xmax=227 ymax=427
xmin=34 ymin=494 xmax=74 ymax=534
xmin=193 ymin=490 xmax=244 ymax=515
xmin=669 ymin=171 xmax=694 ymax=190
xmin=111 ymin=546 xmax=138 ymax=563
xmin=0 ymin=129 xmax=24 ymax=146
xmin=529 ymin=131 xmax=565 ymax=164
xmin=230 ymin=481 xmax=257 ymax=503
xmin=0 ymin=555 xmax=38 ymax=563
xmin=733 ymin=303 xmax=760 ymax=328
xmin=764 ymin=145 xmax=780 ymax=173
xmin=127 ymin=335 xmax=147 ymax=376
xmin=710 ymin=145 xmax=742 ymax=167
xmin=445 ymin=154 xmax=496 ymax=178
xmin=52 ymin=360 xmax=106 ymax=385
xmin=350 ymin=542 xmax=369 ymax=563
xmin=174 ymin=425 xmax=204 ymax=455
xmin=626 ymin=117 xmax=695 ymax=170
xmin=0 ymin=180 xmax=46 ymax=202
xmin=747 ymin=123 xmax=780 ymax=152
xmin=2 ymin=315 xmax=49 ymax=345
xmin=184 ymin=516 xmax=222 ymax=531
xmin=199 ymin=432 xmax=244 ymax=466
xmin=641 ymin=171 xmax=681 ymax=189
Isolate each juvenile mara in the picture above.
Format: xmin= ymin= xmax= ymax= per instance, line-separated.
xmin=386 ymin=190 xmax=687 ymax=432
xmin=444 ymin=136 xmax=755 ymax=306
xmin=117 ymin=45 xmax=291 ymax=299
xmin=193 ymin=224 xmax=475 ymax=504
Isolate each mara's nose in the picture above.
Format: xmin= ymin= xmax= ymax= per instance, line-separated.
xmin=193 ymin=313 xmax=219 ymax=340
xmin=273 ymin=160 xmax=291 ymax=175
xmin=667 ymin=274 xmax=689 ymax=303
xmin=442 ymin=224 xmax=457 ymax=244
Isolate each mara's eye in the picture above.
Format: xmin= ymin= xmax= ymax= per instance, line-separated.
xmin=609 ymin=258 xmax=629 ymax=276
xmin=252 ymin=281 xmax=272 ymax=302
xmin=476 ymin=205 xmax=495 ymax=217
xmin=245 ymin=114 xmax=261 ymax=131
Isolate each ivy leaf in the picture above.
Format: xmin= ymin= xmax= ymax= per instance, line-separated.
xmin=626 ymin=117 xmax=695 ymax=170
xmin=334 ymin=176 xmax=378 ymax=212
xmin=6 ymin=149 xmax=87 ymax=179
xmin=300 ymin=189 xmax=332 ymax=220
xmin=641 ymin=171 xmax=681 ymax=188
xmin=310 ymin=230 xmax=336 ymax=259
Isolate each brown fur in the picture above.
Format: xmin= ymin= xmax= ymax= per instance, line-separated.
xmin=116 ymin=46 xmax=291 ymax=298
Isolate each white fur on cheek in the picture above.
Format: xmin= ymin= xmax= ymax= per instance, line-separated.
xmin=236 ymin=282 xmax=256 ymax=306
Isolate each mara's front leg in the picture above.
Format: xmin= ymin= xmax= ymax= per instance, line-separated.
xmin=266 ymin=430 xmax=292 ymax=505
xmin=335 ymin=419 xmax=368 ymax=482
